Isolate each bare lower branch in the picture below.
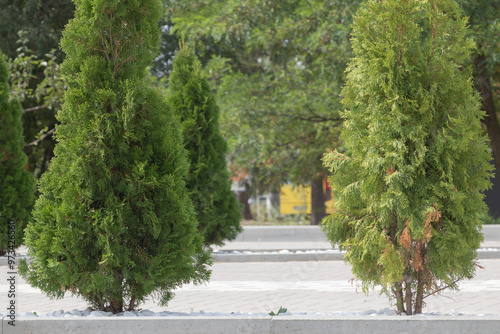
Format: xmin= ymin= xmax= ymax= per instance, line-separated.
xmin=24 ymin=105 xmax=46 ymax=113
xmin=423 ymin=277 xmax=463 ymax=299
xmin=25 ymin=127 xmax=56 ymax=147
xmin=280 ymin=113 xmax=343 ymax=123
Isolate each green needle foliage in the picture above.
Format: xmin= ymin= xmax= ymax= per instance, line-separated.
xmin=19 ymin=0 xmax=211 ymax=313
xmin=167 ymin=46 xmax=242 ymax=246
xmin=0 ymin=52 xmax=35 ymax=254
xmin=323 ymin=0 xmax=493 ymax=315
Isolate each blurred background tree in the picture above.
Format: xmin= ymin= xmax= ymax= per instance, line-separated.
xmin=0 ymin=0 xmax=73 ymax=180
xmin=0 ymin=52 xmax=35 ymax=254
xmin=1 ymin=0 xmax=499 ymax=221
xmin=167 ymin=46 xmax=242 ymax=245
xmin=170 ymin=0 xmax=361 ymax=224
xmin=19 ymin=0 xmax=211 ymax=312
xmin=458 ymin=0 xmax=500 ymax=217
xmin=169 ymin=0 xmax=499 ymax=222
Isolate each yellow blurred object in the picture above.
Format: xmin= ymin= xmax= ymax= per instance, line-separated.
xmin=280 ymin=183 xmax=333 ymax=215
xmin=280 ymin=184 xmax=310 ymax=214
xmin=325 ymin=199 xmax=334 ymax=214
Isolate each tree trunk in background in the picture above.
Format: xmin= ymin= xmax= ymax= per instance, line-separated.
xmin=270 ymin=190 xmax=280 ymax=210
xmin=237 ymin=190 xmax=253 ymax=220
xmin=310 ymin=177 xmax=326 ymax=225
xmin=474 ymin=55 xmax=500 ymax=173
xmin=266 ymin=189 xmax=280 ymax=218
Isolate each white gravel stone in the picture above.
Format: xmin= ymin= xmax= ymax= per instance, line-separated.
xmin=70 ymin=309 xmax=82 ymax=316
xmin=14 ymin=307 xmax=499 ymax=318
xmin=123 ymin=311 xmax=138 ymax=317
xmin=378 ymin=308 xmax=398 ymax=316
xmin=342 ymin=311 xmax=357 ymax=316
xmin=89 ymin=310 xmax=112 ymax=317
xmin=360 ymin=309 xmax=377 ymax=316
xmin=81 ymin=307 xmax=92 ymax=316
xmin=138 ymin=309 xmax=155 ymax=317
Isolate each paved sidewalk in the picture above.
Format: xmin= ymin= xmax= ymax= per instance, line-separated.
xmin=2 ymin=225 xmax=499 ymax=316
xmin=1 ymin=260 xmax=499 ymax=316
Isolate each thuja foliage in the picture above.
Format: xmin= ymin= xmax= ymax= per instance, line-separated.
xmin=167 ymin=46 xmax=242 ymax=246
xmin=19 ymin=0 xmax=211 ymax=313
xmin=322 ymin=0 xmax=493 ymax=315
xmin=0 ymin=52 xmax=35 ymax=254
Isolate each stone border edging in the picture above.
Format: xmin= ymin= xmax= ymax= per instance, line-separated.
xmin=3 ymin=316 xmax=500 ymax=334
xmin=213 ymin=252 xmax=345 ymax=262
xmin=1 ymin=250 xmax=499 ymax=266
xmin=234 ymin=225 xmax=500 ymax=242
xmin=234 ymin=225 xmax=328 ymax=242
xmin=211 ymin=251 xmax=500 ymax=262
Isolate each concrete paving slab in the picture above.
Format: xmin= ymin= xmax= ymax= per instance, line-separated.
xmin=211 ymin=250 xmax=499 ymax=262
xmin=213 ymin=252 xmax=345 ymax=262
xmin=217 ymin=241 xmax=333 ymax=251
xmin=234 ymin=226 xmax=328 ymax=242
xmin=3 ymin=245 xmax=500 ymax=265
xmin=483 ymin=225 xmax=500 ymax=242
xmin=233 ymin=225 xmax=500 ymax=243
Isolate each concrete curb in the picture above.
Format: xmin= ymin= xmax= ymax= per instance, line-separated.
xmin=483 ymin=225 xmax=500 ymax=242
xmin=2 ymin=316 xmax=500 ymax=334
xmin=211 ymin=250 xmax=500 ymax=262
xmin=213 ymin=252 xmax=345 ymax=262
xmin=234 ymin=225 xmax=500 ymax=242
xmin=1 ymin=250 xmax=499 ymax=266
xmin=3 ymin=250 xmax=498 ymax=266
xmin=234 ymin=226 xmax=328 ymax=242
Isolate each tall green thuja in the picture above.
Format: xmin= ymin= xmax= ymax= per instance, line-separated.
xmin=322 ymin=0 xmax=493 ymax=314
xmin=19 ymin=0 xmax=211 ymax=313
xmin=0 ymin=52 xmax=35 ymax=254
xmin=167 ymin=46 xmax=242 ymax=246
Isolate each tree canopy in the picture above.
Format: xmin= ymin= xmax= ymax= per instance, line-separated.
xmin=19 ymin=0 xmax=211 ymax=313
xmin=0 ymin=0 xmax=74 ymax=180
xmin=0 ymin=52 xmax=35 ymax=253
xmin=167 ymin=45 xmax=242 ymax=246
xmin=323 ymin=0 xmax=493 ymax=314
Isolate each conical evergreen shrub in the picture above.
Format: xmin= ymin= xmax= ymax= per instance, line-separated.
xmin=19 ymin=0 xmax=211 ymax=312
xmin=0 ymin=52 xmax=35 ymax=254
xmin=167 ymin=46 xmax=242 ymax=246
xmin=323 ymin=0 xmax=493 ymax=314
